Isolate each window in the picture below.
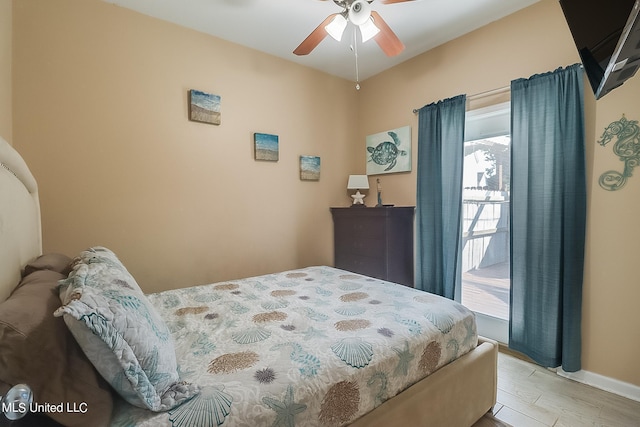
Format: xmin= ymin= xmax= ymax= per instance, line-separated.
xmin=461 ymin=102 xmax=511 ymax=342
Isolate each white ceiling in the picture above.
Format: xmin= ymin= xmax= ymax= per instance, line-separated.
xmin=103 ymin=0 xmax=540 ymax=82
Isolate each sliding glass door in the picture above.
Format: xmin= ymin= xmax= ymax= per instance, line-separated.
xmin=461 ymin=102 xmax=510 ymax=344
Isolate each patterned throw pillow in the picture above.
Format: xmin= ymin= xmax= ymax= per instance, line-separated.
xmin=54 ymin=247 xmax=199 ymax=411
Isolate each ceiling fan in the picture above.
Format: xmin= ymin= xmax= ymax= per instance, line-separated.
xmin=293 ymin=0 xmax=414 ymax=57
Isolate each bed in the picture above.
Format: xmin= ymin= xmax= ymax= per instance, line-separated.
xmin=0 ymin=136 xmax=497 ymax=427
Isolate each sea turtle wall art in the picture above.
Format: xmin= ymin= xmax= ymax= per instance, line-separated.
xmin=366 ymin=126 xmax=411 ymax=175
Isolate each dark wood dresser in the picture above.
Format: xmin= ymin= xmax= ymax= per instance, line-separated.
xmin=330 ymin=206 xmax=415 ymax=287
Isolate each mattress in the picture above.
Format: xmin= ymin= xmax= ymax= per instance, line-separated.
xmin=109 ymin=266 xmax=478 ymax=426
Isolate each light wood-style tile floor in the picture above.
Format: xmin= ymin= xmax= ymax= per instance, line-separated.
xmin=494 ymin=351 xmax=640 ymax=426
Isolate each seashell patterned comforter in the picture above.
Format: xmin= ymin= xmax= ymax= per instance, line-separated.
xmin=110 ymin=266 xmax=477 ymax=427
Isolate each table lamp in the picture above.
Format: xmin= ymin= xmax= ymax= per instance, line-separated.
xmin=347 ymin=175 xmax=369 ymax=206
xmin=1 ymin=383 xmax=33 ymax=420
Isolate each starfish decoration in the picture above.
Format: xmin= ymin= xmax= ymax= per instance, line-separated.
xmin=262 ymin=385 xmax=307 ymax=427
xmin=351 ymin=190 xmax=366 ymax=205
xmin=393 ymin=340 xmax=415 ymax=376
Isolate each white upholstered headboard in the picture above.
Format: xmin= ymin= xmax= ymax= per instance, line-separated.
xmin=0 ymin=136 xmax=42 ymax=302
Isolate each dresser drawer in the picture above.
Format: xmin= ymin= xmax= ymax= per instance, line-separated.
xmin=333 ymin=217 xmax=384 ymax=240
xmin=335 ymin=254 xmax=386 ymax=280
xmin=331 ymin=206 xmax=415 ymax=287
xmin=346 ymin=217 xmax=383 ymax=236
xmin=336 ymin=237 xmax=385 ymax=258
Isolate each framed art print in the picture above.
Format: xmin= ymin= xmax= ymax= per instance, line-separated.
xmin=300 ymin=156 xmax=320 ymax=181
xmin=188 ymin=89 xmax=221 ymax=125
xmin=254 ymin=133 xmax=279 ymax=161
xmin=365 ymin=125 xmax=411 ymax=175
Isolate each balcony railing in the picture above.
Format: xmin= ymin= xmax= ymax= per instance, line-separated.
xmin=461 ymin=190 xmax=510 ymax=320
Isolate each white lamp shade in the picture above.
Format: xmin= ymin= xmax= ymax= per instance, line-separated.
xmin=348 ymin=0 xmax=372 ymax=26
xmin=359 ymin=17 xmax=380 ymax=43
xmin=325 ymin=14 xmax=348 ymax=41
xmin=347 ymin=175 xmax=370 ymax=190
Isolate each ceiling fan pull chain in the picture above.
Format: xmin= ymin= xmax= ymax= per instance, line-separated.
xmin=353 ymin=27 xmax=361 ymax=90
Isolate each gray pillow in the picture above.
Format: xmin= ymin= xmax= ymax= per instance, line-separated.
xmin=0 ymin=269 xmax=113 ymax=426
xmin=22 ymin=253 xmax=73 ymax=277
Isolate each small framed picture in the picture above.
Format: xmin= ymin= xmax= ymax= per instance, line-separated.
xmin=254 ymin=133 xmax=279 ymax=161
xmin=300 ymin=156 xmax=320 ymax=181
xmin=188 ymin=89 xmax=221 ymax=125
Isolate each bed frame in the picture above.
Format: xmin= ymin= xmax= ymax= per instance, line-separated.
xmin=0 ymin=135 xmax=497 ymax=427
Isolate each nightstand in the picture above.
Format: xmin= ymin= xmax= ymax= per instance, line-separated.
xmin=330 ymin=206 xmax=415 ymax=287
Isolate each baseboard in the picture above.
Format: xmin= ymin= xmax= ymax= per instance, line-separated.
xmin=501 ymin=346 xmax=640 ymax=402
xmin=557 ymin=368 xmax=640 ymax=402
xmin=477 ymin=317 xmax=640 ymax=403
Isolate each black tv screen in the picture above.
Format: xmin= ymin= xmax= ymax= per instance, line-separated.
xmin=559 ymin=0 xmax=640 ymax=99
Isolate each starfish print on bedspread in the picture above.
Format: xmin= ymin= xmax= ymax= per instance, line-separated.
xmin=393 ymin=340 xmax=415 ymax=376
xmin=262 ymin=385 xmax=307 ymax=427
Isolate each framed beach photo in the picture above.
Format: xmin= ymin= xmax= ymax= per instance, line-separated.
xmin=254 ymin=133 xmax=279 ymax=161
xmin=188 ymin=89 xmax=221 ymax=125
xmin=366 ymin=125 xmax=411 ymax=175
xmin=300 ymin=156 xmax=320 ymax=181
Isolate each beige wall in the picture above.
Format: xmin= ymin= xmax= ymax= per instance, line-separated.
xmin=12 ymin=0 xmax=359 ymax=292
xmin=0 ymin=0 xmax=11 ymax=142
xmin=360 ymin=0 xmax=640 ymax=387
xmin=582 ymin=74 xmax=640 ymax=387
xmin=11 ymin=0 xmax=640 ymax=388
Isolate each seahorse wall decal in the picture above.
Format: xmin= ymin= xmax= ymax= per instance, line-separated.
xmin=598 ymin=114 xmax=640 ymax=191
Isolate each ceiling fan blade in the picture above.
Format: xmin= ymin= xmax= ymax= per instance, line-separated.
xmin=378 ymin=0 xmax=416 ymax=4
xmin=293 ymin=13 xmax=338 ymax=56
xmin=371 ymin=11 xmax=405 ymax=56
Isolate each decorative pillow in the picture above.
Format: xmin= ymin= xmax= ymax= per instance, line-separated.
xmin=55 ymin=246 xmax=198 ymax=411
xmin=0 ymin=269 xmax=114 ymax=427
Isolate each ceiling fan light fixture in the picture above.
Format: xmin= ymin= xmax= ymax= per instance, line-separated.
xmin=359 ymin=17 xmax=380 ymax=43
xmin=325 ymin=14 xmax=348 ymax=41
xmin=348 ymin=0 xmax=372 ymax=26
xmin=293 ymin=0 xmax=407 ymax=57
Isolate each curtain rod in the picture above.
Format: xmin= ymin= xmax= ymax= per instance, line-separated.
xmin=412 ymin=64 xmax=584 ymax=113
xmin=412 ymin=84 xmax=510 ymax=114
xmin=467 ymin=85 xmax=510 ymax=100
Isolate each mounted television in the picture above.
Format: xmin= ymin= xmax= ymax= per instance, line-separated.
xmin=559 ymin=0 xmax=640 ymax=99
